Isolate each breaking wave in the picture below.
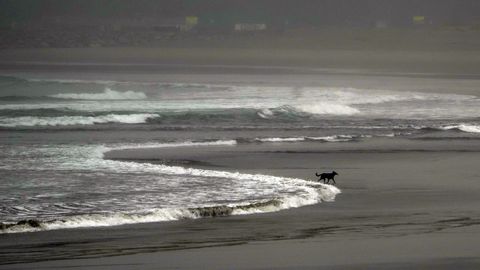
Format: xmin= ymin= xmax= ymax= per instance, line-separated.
xmin=0 ymin=113 xmax=159 ymax=127
xmin=440 ymin=124 xmax=480 ymax=133
xmin=254 ymin=135 xmax=359 ymax=143
xmin=0 ymin=138 xmax=341 ymax=234
xmin=111 ymin=140 xmax=239 ymax=151
xmin=2 ymin=83 xmax=479 ymax=120
xmin=257 ymin=104 xmax=358 ymax=117
xmin=416 ymin=124 xmax=480 ymax=134
xmin=50 ymin=88 xmax=147 ymax=100
xmin=1 ymin=175 xmax=339 ymax=234
xmin=296 ymin=103 xmax=360 ymax=115
xmin=0 ymin=106 xmax=353 ymax=129
xmin=1 ymin=183 xmax=339 ymax=233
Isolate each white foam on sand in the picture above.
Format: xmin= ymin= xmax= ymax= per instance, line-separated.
xmin=2 ymin=179 xmax=340 ymax=233
xmin=0 ymin=140 xmax=340 ymax=233
xmin=1 ymin=176 xmax=340 ymax=233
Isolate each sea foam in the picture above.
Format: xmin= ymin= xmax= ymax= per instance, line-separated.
xmin=296 ymin=103 xmax=360 ymax=115
xmin=50 ymin=88 xmax=147 ymax=100
xmin=255 ymin=135 xmax=357 ymax=143
xmin=1 ymin=181 xmax=339 ymax=233
xmin=441 ymin=124 xmax=480 ymax=133
xmin=1 ymin=182 xmax=339 ymax=233
xmin=0 ymin=140 xmax=340 ymax=233
xmin=0 ymin=113 xmax=158 ymax=127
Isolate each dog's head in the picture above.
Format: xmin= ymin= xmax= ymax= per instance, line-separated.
xmin=332 ymin=171 xmax=338 ymax=175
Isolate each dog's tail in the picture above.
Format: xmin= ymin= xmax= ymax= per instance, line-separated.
xmin=315 ymin=172 xmax=321 ymax=177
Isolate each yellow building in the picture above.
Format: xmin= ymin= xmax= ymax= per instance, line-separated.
xmin=413 ymin=16 xmax=426 ymax=25
xmin=184 ymin=16 xmax=198 ymax=31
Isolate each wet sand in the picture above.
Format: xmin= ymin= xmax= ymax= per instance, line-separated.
xmin=3 ymin=137 xmax=480 ymax=269
xmin=1 ymin=46 xmax=480 ymax=80
xmin=2 ymin=44 xmax=480 ymax=99
xmin=1 ymin=34 xmax=480 ymax=268
xmin=1 ymin=28 xmax=480 ymax=75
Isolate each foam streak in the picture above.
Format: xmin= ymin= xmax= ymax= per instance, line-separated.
xmin=50 ymin=88 xmax=146 ymax=100
xmin=0 ymin=113 xmax=158 ymax=127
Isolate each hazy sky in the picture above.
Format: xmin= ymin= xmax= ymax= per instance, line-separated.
xmin=1 ymin=0 xmax=479 ymax=27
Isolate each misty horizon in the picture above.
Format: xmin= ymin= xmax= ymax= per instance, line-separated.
xmin=2 ymin=0 xmax=480 ymax=28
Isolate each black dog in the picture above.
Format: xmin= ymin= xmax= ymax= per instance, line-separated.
xmin=316 ymin=171 xmax=338 ymax=184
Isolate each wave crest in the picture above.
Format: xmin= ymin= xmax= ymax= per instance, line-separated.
xmin=254 ymin=135 xmax=358 ymax=143
xmin=441 ymin=124 xmax=480 ymax=133
xmin=296 ymin=103 xmax=360 ymax=115
xmin=0 ymin=113 xmax=158 ymax=127
xmin=258 ymin=104 xmax=359 ymax=117
xmin=50 ymin=88 xmax=147 ymax=100
xmin=1 ymin=184 xmax=340 ymax=234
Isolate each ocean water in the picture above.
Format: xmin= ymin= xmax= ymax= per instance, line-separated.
xmin=1 ymin=75 xmax=479 ymax=233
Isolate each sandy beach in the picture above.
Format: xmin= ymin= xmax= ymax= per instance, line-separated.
xmin=2 ymin=0 xmax=480 ymax=268
xmin=1 ymin=27 xmax=480 ymax=269
xmin=1 ymin=136 xmax=480 ymax=269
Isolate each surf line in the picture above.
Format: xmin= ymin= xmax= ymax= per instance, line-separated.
xmin=101 ymin=141 xmax=342 ymax=214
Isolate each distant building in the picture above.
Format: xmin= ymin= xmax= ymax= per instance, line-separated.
xmin=412 ymin=16 xmax=426 ymax=25
xmin=153 ymin=16 xmax=198 ymax=33
xmin=234 ymin=23 xmax=267 ymax=32
xmin=184 ymin=16 xmax=198 ymax=31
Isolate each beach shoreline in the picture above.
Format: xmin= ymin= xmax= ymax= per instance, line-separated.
xmin=2 ymin=137 xmax=480 ymax=269
xmin=1 ymin=37 xmax=480 ymax=269
xmin=2 ymin=1 xmax=480 ymax=268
